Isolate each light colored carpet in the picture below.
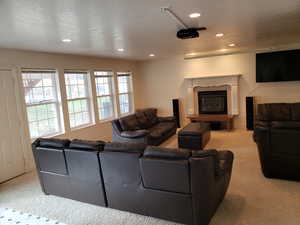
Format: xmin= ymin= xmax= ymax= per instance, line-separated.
xmin=0 ymin=130 xmax=299 ymax=225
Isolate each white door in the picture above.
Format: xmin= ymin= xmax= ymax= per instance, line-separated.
xmin=0 ymin=69 xmax=28 ymax=183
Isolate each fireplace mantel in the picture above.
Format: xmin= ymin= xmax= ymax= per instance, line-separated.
xmin=185 ymin=74 xmax=241 ymax=115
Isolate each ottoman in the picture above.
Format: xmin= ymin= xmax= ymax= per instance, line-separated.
xmin=178 ymin=122 xmax=211 ymax=150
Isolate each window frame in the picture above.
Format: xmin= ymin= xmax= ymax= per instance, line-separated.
xmin=116 ymin=72 xmax=134 ymax=116
xmin=21 ymin=69 xmax=64 ymax=139
xmin=64 ymin=70 xmax=95 ymax=130
xmin=93 ymin=70 xmax=116 ymax=122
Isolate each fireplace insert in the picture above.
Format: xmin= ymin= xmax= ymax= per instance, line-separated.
xmin=198 ymin=91 xmax=227 ymax=114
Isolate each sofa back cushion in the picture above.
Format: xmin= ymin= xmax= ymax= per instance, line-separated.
xmin=135 ymin=111 xmax=152 ymax=129
xmin=34 ymin=138 xmax=70 ymax=175
xmin=257 ymin=103 xmax=291 ymax=121
xmin=69 ymin=139 xmax=105 ymax=151
xmin=104 ymin=142 xmax=146 ymax=153
xmin=271 ymin=121 xmax=300 ymax=130
xmin=136 ymin=108 xmax=158 ymax=127
xmin=38 ymin=138 xmax=70 ymax=149
xmin=119 ymin=114 xmax=140 ymax=131
xmin=140 ymin=146 xmax=191 ymax=194
xmin=99 ymin=150 xmax=144 ymax=213
xmin=291 ymin=103 xmax=300 ymax=121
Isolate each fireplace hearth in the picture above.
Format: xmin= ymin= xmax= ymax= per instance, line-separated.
xmin=198 ymin=91 xmax=228 ymax=114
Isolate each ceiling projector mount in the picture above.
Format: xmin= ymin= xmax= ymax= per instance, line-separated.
xmin=161 ymin=7 xmax=207 ymax=39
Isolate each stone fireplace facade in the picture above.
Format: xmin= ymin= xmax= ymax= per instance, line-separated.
xmin=185 ymin=74 xmax=241 ymax=115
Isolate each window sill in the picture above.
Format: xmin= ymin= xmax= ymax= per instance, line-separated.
xmin=70 ymin=123 xmax=96 ymax=132
xmin=99 ymin=117 xmax=115 ymax=124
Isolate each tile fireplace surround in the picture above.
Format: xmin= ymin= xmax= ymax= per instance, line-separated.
xmin=185 ymin=74 xmax=241 ymax=115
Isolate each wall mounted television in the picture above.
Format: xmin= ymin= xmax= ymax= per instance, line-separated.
xmin=256 ymin=49 xmax=300 ymax=82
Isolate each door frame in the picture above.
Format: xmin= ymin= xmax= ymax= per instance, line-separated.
xmin=0 ymin=65 xmax=34 ymax=173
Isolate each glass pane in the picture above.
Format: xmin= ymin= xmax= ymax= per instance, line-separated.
xmin=22 ymin=72 xmax=56 ymax=104
xmin=117 ymin=76 xmax=129 ymax=94
xmin=64 ymin=73 xmax=88 ymax=99
xmin=97 ymin=96 xmax=113 ymax=120
xmin=94 ymin=71 xmax=113 ymax=76
xmin=119 ymin=94 xmax=130 ymax=114
xmin=95 ymin=77 xmax=111 ymax=96
xmin=68 ymin=99 xmax=91 ymax=128
xmin=26 ymin=103 xmax=60 ymax=138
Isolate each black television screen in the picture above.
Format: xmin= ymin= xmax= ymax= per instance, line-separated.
xmin=256 ymin=49 xmax=300 ymax=82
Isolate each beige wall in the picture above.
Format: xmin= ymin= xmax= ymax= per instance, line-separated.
xmin=0 ymin=48 xmax=141 ymax=143
xmin=137 ymin=53 xmax=300 ymax=129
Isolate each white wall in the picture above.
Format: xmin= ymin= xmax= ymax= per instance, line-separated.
xmin=0 ymin=48 xmax=141 ymax=170
xmin=137 ymin=53 xmax=300 ymax=129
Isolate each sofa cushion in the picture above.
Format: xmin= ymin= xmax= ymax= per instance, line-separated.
xmin=135 ymin=111 xmax=152 ymax=129
xmin=178 ymin=122 xmax=210 ymax=136
xmin=120 ymin=130 xmax=149 ymax=138
xmin=69 ymin=139 xmax=105 ymax=151
xmin=271 ymin=121 xmax=300 ymax=130
xmin=104 ymin=142 xmax=146 ymax=153
xmin=139 ymin=108 xmax=158 ymax=126
xmin=291 ymin=103 xmax=300 ymax=121
xmin=257 ymin=103 xmax=291 ymax=121
xmin=38 ymin=138 xmax=70 ymax=149
xmin=140 ymin=148 xmax=191 ymax=193
xmin=149 ymin=122 xmax=176 ymax=138
xmin=119 ymin=114 xmax=140 ymax=131
xmin=144 ymin=146 xmax=191 ymax=160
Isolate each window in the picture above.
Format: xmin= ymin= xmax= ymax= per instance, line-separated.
xmin=21 ymin=69 xmax=62 ymax=138
xmin=64 ymin=71 xmax=93 ymax=128
xmin=117 ymin=72 xmax=133 ymax=115
xmin=94 ymin=71 xmax=115 ymax=120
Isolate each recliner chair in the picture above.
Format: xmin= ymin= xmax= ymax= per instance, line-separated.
xmin=253 ymin=103 xmax=300 ymax=180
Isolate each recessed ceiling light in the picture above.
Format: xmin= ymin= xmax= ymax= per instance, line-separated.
xmin=117 ymin=48 xmax=124 ymax=52
xmin=62 ymin=38 xmax=72 ymax=43
xmin=189 ymin=13 xmax=201 ymax=18
xmin=220 ymin=49 xmax=227 ymax=52
xmin=216 ymin=33 xmax=224 ymax=37
xmin=149 ymin=54 xmax=155 ymax=57
xmin=228 ymin=43 xmax=235 ymax=47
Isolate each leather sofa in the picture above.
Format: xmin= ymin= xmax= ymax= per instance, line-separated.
xmin=253 ymin=103 xmax=300 ymax=180
xmin=32 ymin=138 xmax=234 ymax=225
xmin=111 ymin=108 xmax=177 ymax=145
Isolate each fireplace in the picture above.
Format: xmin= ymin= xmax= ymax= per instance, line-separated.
xmin=198 ymin=91 xmax=228 ymax=114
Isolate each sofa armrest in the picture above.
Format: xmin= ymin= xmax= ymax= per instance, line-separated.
xmin=158 ymin=116 xmax=176 ymax=123
xmin=120 ymin=130 xmax=149 ymax=138
xmin=217 ymin=151 xmax=234 ymax=176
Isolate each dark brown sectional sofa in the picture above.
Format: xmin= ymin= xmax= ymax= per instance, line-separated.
xmin=111 ymin=108 xmax=177 ymax=145
xmin=32 ymin=138 xmax=234 ymax=225
xmin=253 ymin=103 xmax=300 ymax=180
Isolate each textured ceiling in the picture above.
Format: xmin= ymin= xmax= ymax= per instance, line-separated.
xmin=0 ymin=0 xmax=300 ymax=60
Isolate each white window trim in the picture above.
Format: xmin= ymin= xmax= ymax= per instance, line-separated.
xmin=116 ymin=72 xmax=134 ymax=117
xmin=64 ymin=70 xmax=95 ymax=130
xmin=94 ymin=71 xmax=116 ymax=122
xmin=21 ymin=69 xmax=64 ymax=139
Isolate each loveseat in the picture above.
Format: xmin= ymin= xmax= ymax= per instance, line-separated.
xmin=32 ymin=138 xmax=234 ymax=225
xmin=111 ymin=108 xmax=177 ymax=145
xmin=253 ymin=103 xmax=300 ymax=180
